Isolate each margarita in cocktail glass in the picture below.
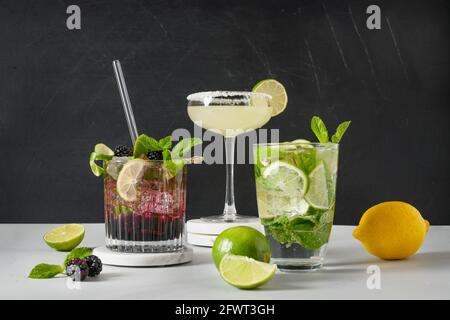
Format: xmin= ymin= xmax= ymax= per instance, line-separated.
xmin=187 ymin=91 xmax=272 ymax=222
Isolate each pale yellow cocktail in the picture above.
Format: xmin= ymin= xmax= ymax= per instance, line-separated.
xmin=187 ymin=105 xmax=273 ymax=137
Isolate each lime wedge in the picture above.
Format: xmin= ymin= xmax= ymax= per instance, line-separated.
xmin=116 ymin=159 xmax=147 ymax=201
xmin=43 ymin=224 xmax=85 ymax=251
xmin=305 ymin=162 xmax=330 ymax=209
xmin=262 ymin=161 xmax=308 ymax=197
xmin=219 ymin=254 xmax=277 ymax=289
xmin=252 ymin=79 xmax=288 ymax=116
xmin=94 ymin=143 xmax=114 ymax=157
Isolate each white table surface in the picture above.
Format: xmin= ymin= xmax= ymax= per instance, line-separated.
xmin=1 ymin=224 xmax=449 ymax=300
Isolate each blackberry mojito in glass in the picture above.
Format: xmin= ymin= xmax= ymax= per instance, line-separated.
xmin=253 ymin=117 xmax=350 ymax=271
xmin=90 ymin=135 xmax=201 ymax=253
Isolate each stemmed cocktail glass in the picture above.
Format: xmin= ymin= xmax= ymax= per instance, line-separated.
xmin=187 ymin=91 xmax=272 ymax=223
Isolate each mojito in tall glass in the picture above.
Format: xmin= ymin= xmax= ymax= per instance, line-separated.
xmin=254 ymin=141 xmax=339 ymax=271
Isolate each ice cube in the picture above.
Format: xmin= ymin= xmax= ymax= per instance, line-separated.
xmin=137 ymin=190 xmax=175 ymax=215
xmin=106 ymin=156 xmax=129 ymax=180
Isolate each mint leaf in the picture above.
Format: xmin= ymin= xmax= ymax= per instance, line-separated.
xmin=293 ymin=149 xmax=317 ymax=175
xmin=64 ymin=247 xmax=93 ymax=266
xmin=163 ymin=149 xmax=184 ymax=178
xmin=311 ymin=116 xmax=329 ymax=143
xmin=29 ymin=264 xmax=64 ymax=279
xmin=171 ymin=137 xmax=202 ymax=159
xmin=295 ymin=224 xmax=332 ymax=250
xmin=113 ymin=205 xmax=133 ymax=215
xmin=331 ymin=121 xmax=351 ymax=144
xmin=158 ymin=136 xmax=172 ymax=150
xmin=133 ymin=134 xmax=161 ymax=157
xmin=162 ymin=149 xmax=171 ymax=161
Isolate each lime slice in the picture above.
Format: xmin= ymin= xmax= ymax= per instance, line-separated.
xmin=252 ymin=79 xmax=288 ymax=116
xmin=262 ymin=161 xmax=308 ymax=197
xmin=94 ymin=143 xmax=114 ymax=157
xmin=292 ymin=139 xmax=310 ymax=144
xmin=292 ymin=139 xmax=312 ymax=146
xmin=89 ymin=144 xmax=114 ymax=177
xmin=43 ymin=224 xmax=85 ymax=251
xmin=219 ymin=254 xmax=277 ymax=289
xmin=305 ymin=162 xmax=330 ymax=209
xmin=116 ymin=159 xmax=147 ymax=201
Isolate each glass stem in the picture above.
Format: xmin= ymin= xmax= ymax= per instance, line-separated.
xmin=223 ymin=136 xmax=237 ymax=221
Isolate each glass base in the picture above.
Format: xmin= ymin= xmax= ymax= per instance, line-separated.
xmin=273 ymin=258 xmax=324 ymax=272
xmin=200 ymin=214 xmax=259 ymax=223
xmin=105 ymin=238 xmax=184 ymax=253
xmin=267 ymin=234 xmax=328 ymax=272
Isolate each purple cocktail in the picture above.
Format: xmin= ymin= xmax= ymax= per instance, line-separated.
xmin=104 ymin=160 xmax=186 ymax=252
xmin=89 ymin=135 xmax=201 ymax=253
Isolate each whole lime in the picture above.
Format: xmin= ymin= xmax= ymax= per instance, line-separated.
xmin=212 ymin=226 xmax=271 ymax=269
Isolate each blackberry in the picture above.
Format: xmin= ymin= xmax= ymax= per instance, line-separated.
xmin=85 ymin=255 xmax=103 ymax=277
xmin=66 ymin=258 xmax=89 ymax=281
xmin=114 ymin=145 xmax=133 ymax=157
xmin=147 ymin=150 xmax=163 ymax=160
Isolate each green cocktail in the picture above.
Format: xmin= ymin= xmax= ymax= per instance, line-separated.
xmin=254 ymin=141 xmax=339 ymax=271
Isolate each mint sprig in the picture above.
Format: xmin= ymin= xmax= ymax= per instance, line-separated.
xmin=261 ymin=207 xmax=332 ymax=250
xmin=29 ymin=247 xmax=94 ymax=279
xmin=311 ymin=116 xmax=351 ymax=144
xmin=133 ymin=134 xmax=161 ymax=157
xmin=133 ymin=134 xmax=175 ymax=158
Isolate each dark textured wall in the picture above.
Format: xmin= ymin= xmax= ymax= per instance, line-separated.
xmin=0 ymin=0 xmax=448 ymax=224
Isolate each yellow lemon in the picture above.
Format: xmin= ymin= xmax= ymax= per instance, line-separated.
xmin=353 ymin=201 xmax=429 ymax=260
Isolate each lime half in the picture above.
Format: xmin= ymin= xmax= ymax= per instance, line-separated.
xmin=262 ymin=161 xmax=308 ymax=197
xmin=43 ymin=224 xmax=85 ymax=251
xmin=305 ymin=162 xmax=330 ymax=209
xmin=252 ymin=79 xmax=288 ymax=116
xmin=116 ymin=159 xmax=147 ymax=201
xmin=219 ymin=254 xmax=277 ymax=289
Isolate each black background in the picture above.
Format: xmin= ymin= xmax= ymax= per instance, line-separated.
xmin=0 ymin=0 xmax=448 ymax=224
